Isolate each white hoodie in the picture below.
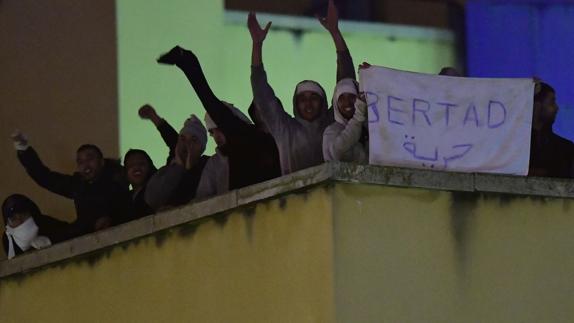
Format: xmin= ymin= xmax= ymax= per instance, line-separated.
xmin=322 ymin=78 xmax=368 ymax=163
xmin=251 ymin=66 xmax=332 ymax=175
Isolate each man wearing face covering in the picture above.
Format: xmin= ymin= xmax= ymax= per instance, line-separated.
xmin=323 ymin=78 xmax=368 ymax=163
xmin=248 ymin=0 xmax=356 ymax=174
xmin=2 ymin=194 xmax=68 ymax=259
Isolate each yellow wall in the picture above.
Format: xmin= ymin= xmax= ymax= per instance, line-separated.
xmin=4 ymin=181 xmax=574 ymax=323
xmin=0 ymin=0 xmax=119 ymax=224
xmin=0 ymin=188 xmax=335 ymax=323
xmin=333 ymin=183 xmax=574 ymax=323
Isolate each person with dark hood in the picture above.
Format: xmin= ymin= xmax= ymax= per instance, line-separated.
xmin=145 ymin=115 xmax=210 ymax=209
xmin=528 ymin=81 xmax=574 ymax=178
xmin=11 ymin=131 xmax=130 ymax=237
xmin=3 ymin=194 xmax=69 ymax=259
xmin=123 ymin=149 xmax=157 ymax=220
xmin=157 ymin=46 xmax=281 ymax=198
xmin=248 ymin=0 xmax=356 ymax=174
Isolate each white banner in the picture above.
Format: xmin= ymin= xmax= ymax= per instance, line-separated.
xmin=360 ymin=66 xmax=534 ymax=175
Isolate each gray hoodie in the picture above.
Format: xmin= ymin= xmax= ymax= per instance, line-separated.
xmin=195 ymin=151 xmax=229 ymax=199
xmin=250 ymin=51 xmax=355 ymax=175
xmin=323 ymin=78 xmax=368 ymax=163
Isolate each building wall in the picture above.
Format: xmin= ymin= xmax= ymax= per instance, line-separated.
xmin=0 ymin=0 xmax=456 ymax=257
xmin=117 ymin=0 xmax=457 ymax=162
xmin=0 ymin=188 xmax=335 ymax=323
xmin=333 ymin=183 xmax=574 ymax=322
xmin=0 ymin=1 xmax=118 ymax=225
xmin=2 ymin=176 xmax=574 ymax=322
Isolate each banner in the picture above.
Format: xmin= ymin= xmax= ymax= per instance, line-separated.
xmin=360 ymin=66 xmax=534 ymax=175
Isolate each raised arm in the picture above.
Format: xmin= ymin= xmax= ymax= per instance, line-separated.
xmin=12 ymin=131 xmax=76 ymax=198
xmin=248 ymin=12 xmax=292 ymax=136
xmin=139 ymin=104 xmax=178 ymax=163
xmin=317 ymin=0 xmax=355 ymax=81
xmin=248 ymin=12 xmax=271 ymax=67
xmin=158 ymin=47 xmax=250 ymax=137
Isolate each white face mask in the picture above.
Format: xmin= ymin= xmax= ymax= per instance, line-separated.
xmin=5 ymin=217 xmax=39 ymax=259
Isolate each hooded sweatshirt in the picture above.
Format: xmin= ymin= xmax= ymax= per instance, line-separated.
xmin=323 ymin=78 xmax=369 ymax=163
xmin=250 ymin=50 xmax=356 ymax=175
xmin=196 ymin=152 xmax=229 ymax=199
xmin=161 ymin=48 xmax=281 ymax=199
xmin=145 ymin=115 xmax=210 ymax=210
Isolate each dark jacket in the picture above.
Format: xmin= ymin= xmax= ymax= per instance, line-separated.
xmin=17 ymin=147 xmax=130 ymax=237
xmin=127 ymin=188 xmax=155 ymax=220
xmin=529 ymin=128 xmax=574 ymax=178
xmin=175 ymin=50 xmax=281 ymax=190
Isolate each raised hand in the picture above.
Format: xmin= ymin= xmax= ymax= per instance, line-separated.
xmin=248 ymin=12 xmax=272 ymax=44
xmin=139 ymin=104 xmax=162 ymax=126
xmin=158 ymin=46 xmax=186 ymax=65
xmin=139 ymin=104 xmax=158 ymax=120
xmin=317 ymin=0 xmax=339 ymax=34
xmin=11 ymin=129 xmax=29 ymax=150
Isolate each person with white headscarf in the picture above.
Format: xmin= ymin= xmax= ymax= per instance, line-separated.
xmin=323 ymin=78 xmax=369 ymax=163
xmin=248 ymin=0 xmax=357 ymax=174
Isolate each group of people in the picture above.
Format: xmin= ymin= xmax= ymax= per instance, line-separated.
xmin=3 ymin=0 xmax=572 ymax=259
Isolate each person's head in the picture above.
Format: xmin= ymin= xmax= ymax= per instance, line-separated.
xmin=2 ymin=194 xmax=40 ymax=228
xmin=533 ymin=82 xmax=558 ymax=129
xmin=123 ymin=149 xmax=156 ymax=189
xmin=333 ymin=78 xmax=359 ymax=123
xmin=76 ymin=144 xmax=105 ymax=182
xmin=204 ymin=103 xmax=251 ymax=149
xmin=438 ymin=67 xmax=462 ymax=77
xmin=178 ymin=114 xmax=208 ymax=159
xmin=294 ymin=80 xmax=327 ymax=122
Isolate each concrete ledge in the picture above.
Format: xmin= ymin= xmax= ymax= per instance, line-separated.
xmin=2 ymin=162 xmax=573 ymax=278
xmin=331 ymin=163 xmax=475 ymax=192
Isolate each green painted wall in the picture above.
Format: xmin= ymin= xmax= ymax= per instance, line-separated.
xmin=117 ymin=0 xmax=456 ymax=164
